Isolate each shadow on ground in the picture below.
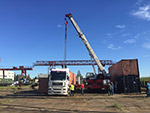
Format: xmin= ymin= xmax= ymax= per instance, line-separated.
xmin=0 ymin=89 xmax=108 ymax=100
xmin=0 ymin=103 xmax=116 ymax=113
xmin=122 ymin=95 xmax=146 ymax=99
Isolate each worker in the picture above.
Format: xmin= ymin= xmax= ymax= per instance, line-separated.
xmin=146 ymin=81 xmax=150 ymax=97
xmin=81 ymin=83 xmax=85 ymax=96
xmin=108 ymin=83 xmax=112 ymax=96
xmin=111 ymin=82 xmax=114 ymax=95
xmin=70 ymin=83 xmax=75 ymax=96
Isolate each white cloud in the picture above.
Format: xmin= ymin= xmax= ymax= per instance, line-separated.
xmin=107 ymin=44 xmax=121 ymax=50
xmin=132 ymin=5 xmax=150 ymax=21
xmin=134 ymin=34 xmax=140 ymax=39
xmin=102 ymin=40 xmax=107 ymax=44
xmin=122 ymin=33 xmax=130 ymax=37
xmin=134 ymin=31 xmax=150 ymax=40
xmin=134 ymin=0 xmax=145 ymax=7
xmin=124 ymin=39 xmax=136 ymax=44
xmin=57 ymin=24 xmax=62 ymax=28
xmin=106 ymin=33 xmax=113 ymax=38
xmin=144 ymin=55 xmax=150 ymax=57
xmin=115 ymin=25 xmax=126 ymax=29
xmin=142 ymin=42 xmax=150 ymax=49
xmin=106 ymin=33 xmax=112 ymax=36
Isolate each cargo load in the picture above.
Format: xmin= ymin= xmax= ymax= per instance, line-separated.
xmin=109 ymin=59 xmax=139 ymax=77
xmin=38 ymin=74 xmax=48 ymax=94
xmin=109 ymin=59 xmax=141 ymax=93
xmin=69 ymin=71 xmax=76 ymax=85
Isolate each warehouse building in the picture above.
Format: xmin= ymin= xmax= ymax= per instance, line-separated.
xmin=0 ymin=71 xmax=14 ymax=80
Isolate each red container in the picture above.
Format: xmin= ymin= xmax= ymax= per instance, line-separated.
xmin=69 ymin=71 xmax=76 ymax=85
xmin=109 ymin=59 xmax=141 ymax=93
xmin=109 ymin=59 xmax=139 ymax=77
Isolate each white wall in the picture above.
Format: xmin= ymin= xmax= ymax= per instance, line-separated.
xmin=0 ymin=71 xmax=14 ymax=80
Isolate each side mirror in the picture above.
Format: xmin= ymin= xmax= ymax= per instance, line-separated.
xmin=67 ymin=76 xmax=69 ymax=80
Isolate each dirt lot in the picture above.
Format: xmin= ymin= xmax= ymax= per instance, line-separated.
xmin=0 ymin=86 xmax=150 ymax=113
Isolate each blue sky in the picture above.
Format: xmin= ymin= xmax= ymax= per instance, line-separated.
xmin=0 ymin=0 xmax=150 ymax=78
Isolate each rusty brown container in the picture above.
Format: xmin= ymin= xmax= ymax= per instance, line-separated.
xmin=109 ymin=59 xmax=141 ymax=93
xmin=109 ymin=59 xmax=139 ymax=77
xmin=38 ymin=74 xmax=48 ymax=94
xmin=69 ymin=71 xmax=76 ymax=85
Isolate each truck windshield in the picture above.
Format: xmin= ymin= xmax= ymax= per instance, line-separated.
xmin=51 ymin=71 xmax=66 ymax=80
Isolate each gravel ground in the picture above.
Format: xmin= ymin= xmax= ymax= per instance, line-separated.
xmin=0 ymin=86 xmax=150 ymax=113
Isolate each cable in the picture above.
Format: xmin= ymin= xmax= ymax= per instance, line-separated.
xmin=64 ymin=18 xmax=68 ymax=68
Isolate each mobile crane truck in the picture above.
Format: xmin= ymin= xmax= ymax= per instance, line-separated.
xmin=65 ymin=13 xmax=110 ymax=92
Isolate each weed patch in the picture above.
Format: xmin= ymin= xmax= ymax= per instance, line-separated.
xmin=111 ymin=103 xmax=123 ymax=112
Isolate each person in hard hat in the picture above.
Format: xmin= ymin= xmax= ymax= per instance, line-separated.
xmin=70 ymin=83 xmax=75 ymax=96
xmin=81 ymin=83 xmax=85 ymax=96
xmin=146 ymin=81 xmax=150 ymax=97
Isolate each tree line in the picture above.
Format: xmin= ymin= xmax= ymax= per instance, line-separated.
xmin=14 ymin=74 xmax=31 ymax=81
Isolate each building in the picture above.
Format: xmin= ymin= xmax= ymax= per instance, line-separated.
xmin=0 ymin=71 xmax=14 ymax=80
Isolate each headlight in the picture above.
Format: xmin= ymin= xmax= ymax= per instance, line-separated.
xmin=103 ymin=80 xmax=107 ymax=85
xmin=64 ymin=82 xmax=66 ymax=87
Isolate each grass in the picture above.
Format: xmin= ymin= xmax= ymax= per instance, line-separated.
xmin=111 ymin=103 xmax=120 ymax=108
xmin=0 ymin=86 xmax=17 ymax=90
xmin=111 ymin=103 xmax=123 ymax=112
xmin=0 ymin=85 xmax=31 ymax=93
xmin=0 ymin=99 xmax=14 ymax=104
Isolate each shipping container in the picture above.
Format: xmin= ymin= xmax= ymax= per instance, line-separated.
xmin=69 ymin=71 xmax=76 ymax=85
xmin=38 ymin=74 xmax=48 ymax=94
xmin=109 ymin=59 xmax=139 ymax=77
xmin=109 ymin=59 xmax=141 ymax=93
xmin=114 ymin=75 xmax=141 ymax=93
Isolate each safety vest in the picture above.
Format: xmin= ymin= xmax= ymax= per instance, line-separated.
xmin=70 ymin=84 xmax=74 ymax=91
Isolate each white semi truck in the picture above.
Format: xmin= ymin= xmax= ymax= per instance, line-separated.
xmin=48 ymin=68 xmax=76 ymax=95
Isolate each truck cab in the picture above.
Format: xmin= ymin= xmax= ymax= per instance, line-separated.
xmin=48 ymin=68 xmax=70 ymax=95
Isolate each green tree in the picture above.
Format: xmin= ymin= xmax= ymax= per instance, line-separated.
xmin=32 ymin=76 xmax=38 ymax=82
xmin=77 ymin=70 xmax=83 ymax=79
xmin=15 ymin=74 xmax=26 ymax=81
xmin=140 ymin=77 xmax=150 ymax=87
xmin=14 ymin=74 xmax=20 ymax=81
xmin=27 ymin=74 xmax=31 ymax=81
xmin=14 ymin=74 xmax=17 ymax=81
xmin=140 ymin=77 xmax=150 ymax=82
